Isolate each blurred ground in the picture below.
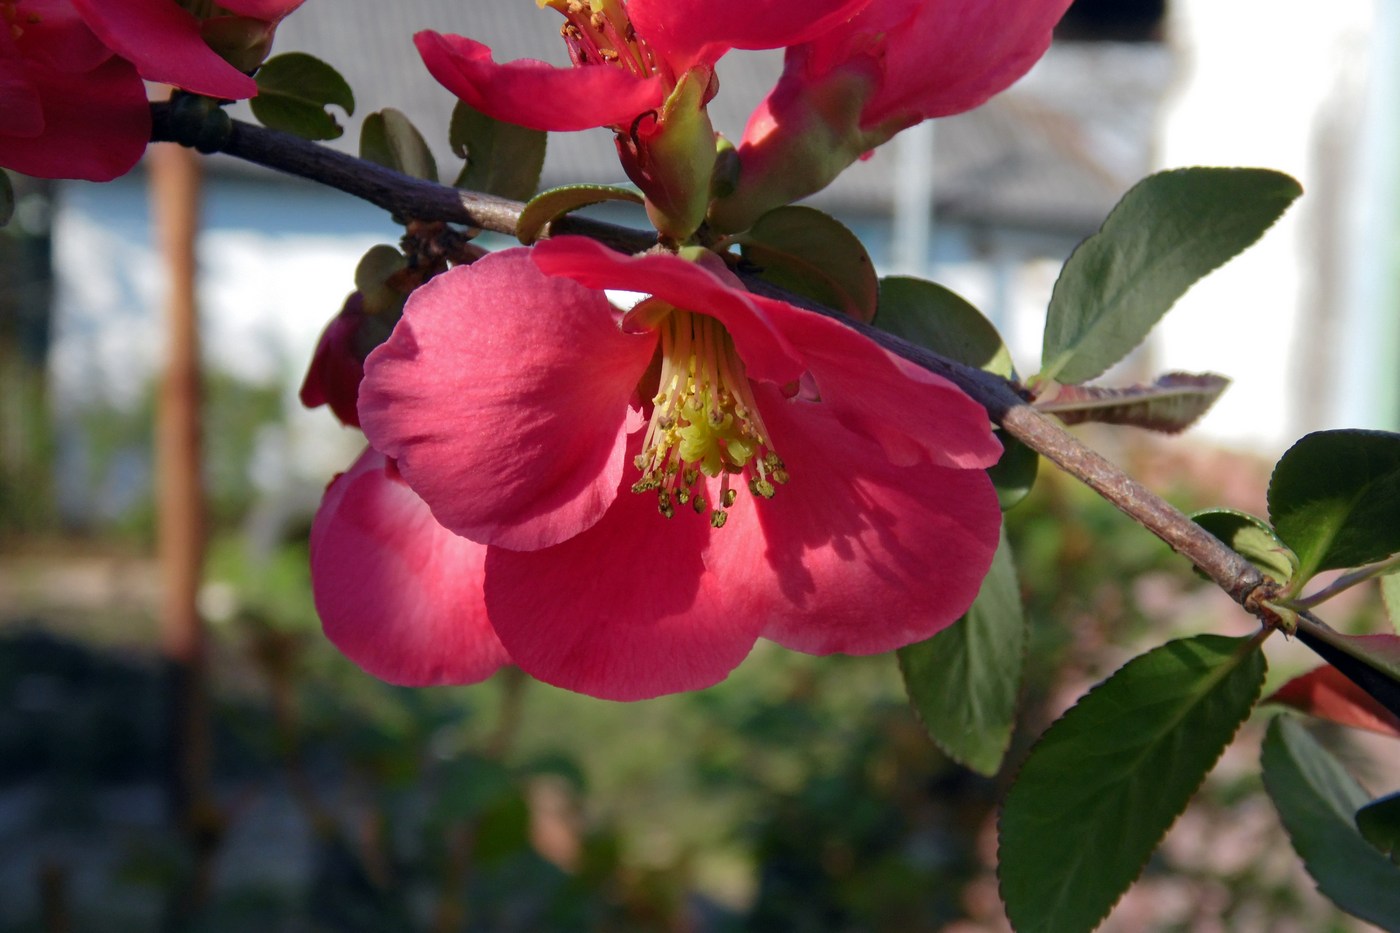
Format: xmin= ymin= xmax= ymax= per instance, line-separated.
xmin=1 ymin=454 xmax=1394 ymax=931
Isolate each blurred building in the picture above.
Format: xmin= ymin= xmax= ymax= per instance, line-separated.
xmin=35 ymin=0 xmax=1400 ymax=527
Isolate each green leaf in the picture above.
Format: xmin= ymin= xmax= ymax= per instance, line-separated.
xmin=0 ymin=171 xmax=12 ymax=228
xmin=1034 ymin=372 xmax=1229 ymax=434
xmin=515 ymin=184 xmax=642 ymax=246
xmin=1268 ymin=430 xmax=1400 ymax=584
xmin=472 ymin=792 xmax=533 ymax=864
xmin=1192 ymin=507 xmax=1298 ymax=584
xmin=899 ymin=530 xmax=1025 ymax=776
xmin=250 ymin=52 xmax=354 ymax=141
xmin=988 ymin=430 xmax=1039 ymax=511
xmin=1357 ymin=792 xmax=1400 ymax=865
xmin=737 ymin=206 xmax=879 ymax=322
xmin=1261 ymin=716 xmax=1400 ymax=927
xmin=450 ymin=100 xmax=546 ymax=201
xmin=1039 ymin=167 xmax=1301 ymax=385
xmin=1381 ymin=573 xmax=1400 ymax=635
xmin=875 ymin=276 xmax=1013 ymax=378
xmin=360 ymin=108 xmax=437 ymax=181
xmin=998 ymin=634 xmax=1266 ymax=933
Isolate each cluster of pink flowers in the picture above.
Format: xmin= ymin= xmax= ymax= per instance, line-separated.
xmin=16 ymin=0 xmax=1070 ymax=700
xmin=0 ymin=0 xmax=301 ymax=181
xmin=304 ymin=0 xmax=1073 ymax=699
xmin=417 ymin=0 xmax=1071 ymax=238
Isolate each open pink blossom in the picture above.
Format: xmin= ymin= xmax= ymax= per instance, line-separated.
xmin=339 ymin=239 xmax=1001 ymax=700
xmin=414 ymin=0 xmax=870 ymax=238
xmin=710 ymin=0 xmax=1074 ymax=232
xmin=311 ymin=447 xmax=511 ymax=686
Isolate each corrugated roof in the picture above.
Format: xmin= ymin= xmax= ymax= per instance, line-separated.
xmin=229 ymin=1 xmax=1171 ymax=236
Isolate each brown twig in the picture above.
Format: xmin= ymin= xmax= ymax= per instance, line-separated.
xmin=148 ymin=104 xmax=1272 ymax=620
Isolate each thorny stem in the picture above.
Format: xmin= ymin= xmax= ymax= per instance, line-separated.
xmin=150 ymin=105 xmax=1275 ymax=622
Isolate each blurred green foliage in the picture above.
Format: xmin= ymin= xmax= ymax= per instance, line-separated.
xmin=0 ymin=371 xmax=1373 ymax=930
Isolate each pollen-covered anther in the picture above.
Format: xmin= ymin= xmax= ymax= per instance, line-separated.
xmin=544 ymin=0 xmax=659 ymax=82
xmin=632 ymin=309 xmax=786 ymax=527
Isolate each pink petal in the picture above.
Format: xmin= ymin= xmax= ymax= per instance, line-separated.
xmin=299 ymin=292 xmax=365 ymax=429
xmin=629 ymin=0 xmax=873 ymax=72
xmin=359 ymin=249 xmax=654 ymax=551
xmin=414 ymin=31 xmax=664 ymax=132
xmin=752 ymin=293 xmax=1001 ymax=469
xmin=860 ymin=0 xmax=1072 ymax=126
xmin=310 ymin=449 xmax=511 ymax=687
xmin=483 ymin=456 xmax=760 ymax=700
xmin=70 ymin=0 xmax=258 ymax=99
xmin=709 ymin=382 xmax=1000 ymax=655
xmin=531 ymin=236 xmax=804 ymax=386
xmin=0 ymin=54 xmax=149 ymax=181
xmin=16 ymin=0 xmax=113 ymax=73
xmin=0 ymin=59 xmax=44 ymax=138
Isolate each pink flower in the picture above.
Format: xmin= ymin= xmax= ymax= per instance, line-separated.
xmin=299 ymin=290 xmax=404 ymax=430
xmin=0 ymin=0 xmax=302 ymax=181
xmin=321 ymin=239 xmax=1002 ymax=700
xmin=414 ymin=0 xmax=870 ymax=239
xmin=1 ymin=0 xmax=150 ymax=180
xmin=311 ymin=448 xmax=510 ymax=686
xmin=710 ymin=0 xmax=1074 ymax=232
xmin=71 ymin=0 xmax=304 ymax=98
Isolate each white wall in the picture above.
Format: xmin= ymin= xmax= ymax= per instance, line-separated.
xmin=1153 ymin=0 xmax=1377 ymax=454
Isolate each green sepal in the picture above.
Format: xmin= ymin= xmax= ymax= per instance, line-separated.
xmin=633 ymin=68 xmax=715 ymax=242
xmin=360 ymin=108 xmax=437 ymax=181
xmin=450 ymin=100 xmax=546 ymax=201
xmin=1268 ymin=429 xmax=1400 ymax=585
xmin=1038 ymin=167 xmax=1301 ymax=385
xmin=998 ymin=633 xmax=1266 ymax=933
xmin=354 ymin=245 xmax=409 ymax=317
xmin=515 ymin=184 xmax=643 ymax=246
xmin=898 ymin=529 xmax=1025 ymax=776
xmin=1191 ymin=507 xmax=1297 ymax=584
xmin=735 ymin=206 xmax=878 ymax=322
xmin=1261 ymin=716 xmax=1400 ymax=928
xmin=249 ymin=52 xmax=355 ymax=141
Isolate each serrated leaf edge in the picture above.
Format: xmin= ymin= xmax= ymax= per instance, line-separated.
xmin=996 ymin=634 xmax=1266 ymax=933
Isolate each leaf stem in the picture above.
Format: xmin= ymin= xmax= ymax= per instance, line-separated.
xmin=1287 ymin=554 xmax=1400 ymax=610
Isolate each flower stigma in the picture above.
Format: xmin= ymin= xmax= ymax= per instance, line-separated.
xmin=632 ymin=309 xmax=788 ymax=527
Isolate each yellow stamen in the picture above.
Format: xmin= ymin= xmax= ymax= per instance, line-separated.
xmin=539 ymin=0 xmax=662 ymax=82
xmin=631 ymin=309 xmax=787 ymax=527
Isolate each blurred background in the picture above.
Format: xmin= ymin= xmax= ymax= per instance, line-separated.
xmin=2 ymin=0 xmax=1399 ymax=929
